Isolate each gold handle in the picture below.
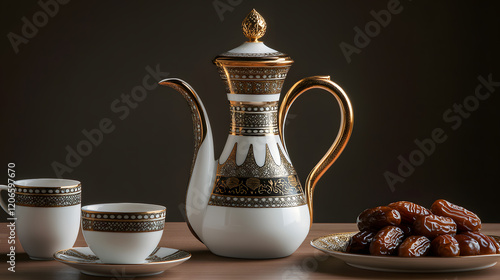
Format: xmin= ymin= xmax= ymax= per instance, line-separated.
xmin=278 ymin=76 xmax=354 ymax=224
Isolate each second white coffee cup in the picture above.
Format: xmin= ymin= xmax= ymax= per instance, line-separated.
xmin=81 ymin=203 xmax=166 ymax=264
xmin=0 ymin=178 xmax=81 ymax=260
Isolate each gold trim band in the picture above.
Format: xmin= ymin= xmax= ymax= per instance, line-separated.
xmin=15 ymin=185 xmax=81 ymax=195
xmin=81 ymin=209 xmax=166 ymax=221
xmin=81 ymin=219 xmax=165 ymax=233
xmin=16 ymin=192 xmax=81 ymax=207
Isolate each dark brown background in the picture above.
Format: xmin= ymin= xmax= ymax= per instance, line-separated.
xmin=1 ymin=0 xmax=499 ymax=223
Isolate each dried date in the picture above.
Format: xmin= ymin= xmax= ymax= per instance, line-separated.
xmin=463 ymin=231 xmax=497 ymax=255
xmin=346 ymin=231 xmax=375 ymax=254
xmin=430 ymin=234 xmax=460 ymax=257
xmin=369 ymin=226 xmax=405 ymax=256
xmin=398 ymin=223 xmax=413 ymax=236
xmin=357 ymin=206 xmax=401 ymax=232
xmin=455 ymin=234 xmax=480 ymax=256
xmin=398 ymin=235 xmax=431 ymax=257
xmin=413 ymin=214 xmax=457 ymax=239
xmin=488 ymin=236 xmax=500 ymax=254
xmin=430 ymin=199 xmax=481 ymax=232
xmin=388 ymin=201 xmax=431 ymax=224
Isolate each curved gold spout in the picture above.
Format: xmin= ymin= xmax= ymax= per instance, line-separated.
xmin=278 ymin=76 xmax=354 ymax=225
xmin=159 ymin=78 xmax=215 ymax=244
xmin=159 ymin=78 xmax=208 ymax=174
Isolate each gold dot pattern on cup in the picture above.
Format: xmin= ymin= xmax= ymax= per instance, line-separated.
xmin=81 ymin=211 xmax=166 ymax=220
xmin=15 ymin=186 xmax=82 ymax=194
xmin=81 ymin=209 xmax=166 ymax=232
xmin=81 ymin=219 xmax=165 ymax=232
xmin=14 ymin=185 xmax=82 ymax=207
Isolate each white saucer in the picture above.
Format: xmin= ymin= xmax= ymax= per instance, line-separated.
xmin=54 ymin=247 xmax=191 ymax=277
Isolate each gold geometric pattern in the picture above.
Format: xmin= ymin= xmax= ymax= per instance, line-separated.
xmin=208 ymin=193 xmax=306 ymax=208
xmin=311 ymin=232 xmax=357 ymax=253
xmin=218 ymin=51 xmax=285 ymax=58
xmin=81 ymin=208 xmax=166 ymax=232
xmin=229 ymin=104 xmax=278 ymax=136
xmin=81 ymin=210 xmax=166 ymax=220
xmin=15 ymin=185 xmax=81 ymax=194
xmin=217 ymin=66 xmax=290 ymax=95
xmin=242 ymin=9 xmax=267 ymax=42
xmin=146 ymin=250 xmax=191 ymax=262
xmin=218 ymin=66 xmax=290 ymax=79
xmin=226 ymin=79 xmax=286 ymax=95
xmin=81 ymin=219 xmax=165 ymax=233
xmin=208 ymin=142 xmax=304 ymax=208
xmin=211 ymin=175 xmax=303 ymax=197
xmin=56 ymin=247 xmax=191 ymax=264
xmin=63 ymin=249 xmax=100 ymax=262
xmin=15 ymin=184 xmax=81 ymax=207
xmin=15 ymin=193 xmax=81 ymax=207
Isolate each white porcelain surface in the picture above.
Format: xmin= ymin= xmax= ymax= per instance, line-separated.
xmin=219 ymin=135 xmax=290 ymax=166
xmin=82 ymin=202 xmax=165 ymax=212
xmin=202 ymin=205 xmax=310 ymax=259
xmin=227 ymin=93 xmax=281 ymax=102
xmin=183 ymin=86 xmax=311 ymax=258
xmin=311 ymin=233 xmax=500 ymax=273
xmin=186 ymin=128 xmax=311 ymax=258
xmin=17 ymin=204 xmax=80 ymax=260
xmin=83 ymin=231 xmax=163 ymax=264
xmin=14 ymin=178 xmax=80 ymax=187
xmin=54 ymin=247 xmax=191 ymax=277
xmin=0 ymin=178 xmax=81 ymax=260
xmin=227 ymin=42 xmax=278 ymax=54
xmin=184 ymin=95 xmax=216 ymax=242
xmin=81 ymin=203 xmax=166 ymax=264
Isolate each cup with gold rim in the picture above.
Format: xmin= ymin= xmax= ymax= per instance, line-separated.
xmin=81 ymin=202 xmax=166 ymax=264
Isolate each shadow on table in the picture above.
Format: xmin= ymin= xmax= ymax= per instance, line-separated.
xmin=73 ymin=249 xmax=268 ymax=280
xmin=9 ymin=252 xmax=31 ymax=262
xmin=5 ymin=253 xmax=83 ymax=280
xmin=186 ymin=249 xmax=283 ymax=263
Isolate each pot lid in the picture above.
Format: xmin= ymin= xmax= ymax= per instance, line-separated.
xmin=214 ymin=9 xmax=293 ymax=65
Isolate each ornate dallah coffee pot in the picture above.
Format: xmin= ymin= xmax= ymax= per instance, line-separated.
xmin=159 ymin=9 xmax=353 ymax=259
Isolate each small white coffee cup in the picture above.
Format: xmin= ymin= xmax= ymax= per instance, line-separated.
xmin=0 ymin=178 xmax=81 ymax=260
xmin=81 ymin=203 xmax=166 ymax=264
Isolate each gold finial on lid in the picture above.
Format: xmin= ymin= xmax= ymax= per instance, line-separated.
xmin=242 ymin=9 xmax=267 ymax=42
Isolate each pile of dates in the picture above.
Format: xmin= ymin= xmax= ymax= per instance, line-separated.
xmin=347 ymin=199 xmax=500 ymax=257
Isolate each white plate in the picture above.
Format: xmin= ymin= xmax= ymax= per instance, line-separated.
xmin=54 ymin=247 xmax=191 ymax=277
xmin=310 ymin=232 xmax=500 ymax=273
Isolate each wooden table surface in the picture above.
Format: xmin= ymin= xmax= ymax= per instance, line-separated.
xmin=1 ymin=222 xmax=500 ymax=280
